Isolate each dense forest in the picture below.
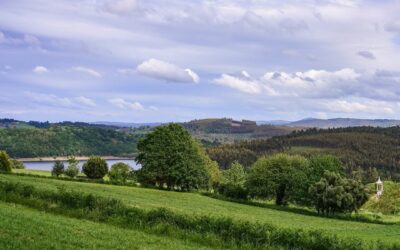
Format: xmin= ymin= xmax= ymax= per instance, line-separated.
xmin=0 ymin=125 xmax=143 ymax=158
xmin=207 ymin=126 xmax=400 ymax=181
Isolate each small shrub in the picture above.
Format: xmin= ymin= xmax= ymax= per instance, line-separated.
xmin=65 ymin=165 xmax=79 ymax=178
xmin=217 ymin=183 xmax=248 ymax=200
xmin=65 ymin=156 xmax=79 ymax=178
xmin=51 ymin=161 xmax=65 ymax=177
xmin=82 ymin=156 xmax=108 ymax=179
xmin=10 ymin=159 xmax=25 ymax=169
xmin=109 ymin=162 xmax=131 ymax=182
xmin=0 ymin=151 xmax=12 ymax=172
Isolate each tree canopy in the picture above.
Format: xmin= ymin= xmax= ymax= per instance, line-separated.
xmin=309 ymin=171 xmax=369 ymax=214
xmin=136 ymin=123 xmax=210 ymax=191
xmin=246 ymin=154 xmax=309 ymax=205
xmin=82 ymin=156 xmax=108 ymax=179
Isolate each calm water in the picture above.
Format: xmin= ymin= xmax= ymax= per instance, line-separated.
xmin=23 ymin=159 xmax=140 ymax=171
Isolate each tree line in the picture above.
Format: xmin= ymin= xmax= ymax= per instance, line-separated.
xmin=207 ymin=126 xmax=400 ymax=182
xmin=0 ymin=123 xmax=370 ymax=214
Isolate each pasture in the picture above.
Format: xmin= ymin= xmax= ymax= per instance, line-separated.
xmin=1 ymin=173 xmax=400 ymax=246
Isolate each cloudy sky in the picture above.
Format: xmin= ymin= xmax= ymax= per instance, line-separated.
xmin=1 ymin=0 xmax=400 ymax=122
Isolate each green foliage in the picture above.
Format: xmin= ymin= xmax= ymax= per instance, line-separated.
xmin=82 ymin=156 xmax=108 ymax=179
xmin=0 ymin=125 xmax=142 ymax=158
xmin=136 ymin=123 xmax=209 ymax=191
xmin=309 ymin=171 xmax=369 ymax=215
xmin=0 ymin=151 xmax=11 ymax=172
xmin=194 ymin=141 xmax=221 ymax=189
xmin=247 ymin=154 xmax=309 ymax=205
xmin=217 ymin=161 xmax=248 ymax=199
xmin=109 ymin=162 xmax=131 ymax=182
xmin=221 ymin=161 xmax=246 ymax=186
xmin=364 ymin=181 xmax=400 ymax=215
xmin=10 ymin=159 xmax=25 ymax=169
xmin=51 ymin=160 xmax=64 ymax=177
xmin=64 ymin=156 xmax=79 ymax=178
xmin=2 ymin=180 xmax=395 ymax=250
xmin=207 ymin=139 xmax=286 ymax=169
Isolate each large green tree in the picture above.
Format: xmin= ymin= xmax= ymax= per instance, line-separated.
xmin=246 ymin=154 xmax=309 ymax=205
xmin=136 ymin=123 xmax=209 ymax=191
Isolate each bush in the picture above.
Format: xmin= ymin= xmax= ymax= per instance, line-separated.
xmin=109 ymin=162 xmax=131 ymax=182
xmin=64 ymin=156 xmax=79 ymax=178
xmin=51 ymin=161 xmax=65 ymax=177
xmin=65 ymin=164 xmax=79 ymax=178
xmin=217 ymin=183 xmax=248 ymax=200
xmin=10 ymin=159 xmax=25 ymax=169
xmin=82 ymin=156 xmax=108 ymax=179
xmin=0 ymin=151 xmax=12 ymax=172
xmin=309 ymin=171 xmax=369 ymax=215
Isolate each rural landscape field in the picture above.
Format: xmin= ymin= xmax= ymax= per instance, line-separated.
xmin=2 ymin=0 xmax=400 ymax=249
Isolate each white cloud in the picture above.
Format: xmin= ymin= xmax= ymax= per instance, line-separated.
xmin=136 ymin=59 xmax=199 ymax=83
xmin=322 ymin=100 xmax=394 ymax=114
xmin=214 ymin=68 xmax=360 ymax=98
xmin=103 ymin=0 xmax=137 ymax=15
xmin=213 ymin=74 xmax=263 ymax=94
xmin=25 ymin=92 xmax=96 ymax=109
xmin=25 ymin=92 xmax=72 ymax=107
xmin=72 ymin=67 xmax=102 ymax=78
xmin=109 ymin=98 xmax=145 ymax=110
xmin=75 ymin=96 xmax=96 ymax=107
xmin=33 ymin=66 xmax=49 ymax=74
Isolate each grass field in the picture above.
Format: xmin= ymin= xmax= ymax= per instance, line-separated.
xmin=12 ymin=169 xmax=52 ymax=176
xmin=1 ymin=173 xmax=400 ymax=245
xmin=0 ymin=201 xmax=213 ymax=250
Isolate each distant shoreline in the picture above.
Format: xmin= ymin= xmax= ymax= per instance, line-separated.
xmin=17 ymin=156 xmax=135 ymax=162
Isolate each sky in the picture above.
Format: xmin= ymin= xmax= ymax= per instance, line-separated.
xmin=1 ymin=0 xmax=400 ymax=123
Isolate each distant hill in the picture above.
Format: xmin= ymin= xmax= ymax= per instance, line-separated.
xmin=182 ymin=118 xmax=298 ymax=145
xmin=92 ymin=121 xmax=163 ymax=128
xmin=208 ymin=126 xmax=400 ymax=180
xmin=0 ymin=124 xmax=142 ymax=158
xmin=286 ymin=118 xmax=400 ymax=128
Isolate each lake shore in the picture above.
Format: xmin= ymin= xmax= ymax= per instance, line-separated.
xmin=17 ymin=156 xmax=134 ymax=162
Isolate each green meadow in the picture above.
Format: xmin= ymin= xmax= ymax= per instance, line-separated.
xmin=0 ymin=202 xmax=211 ymax=250
xmin=1 ymin=173 xmax=400 ymax=246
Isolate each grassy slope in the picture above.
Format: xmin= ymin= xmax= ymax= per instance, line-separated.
xmin=13 ymin=169 xmax=52 ymax=176
xmin=364 ymin=181 xmax=400 ymax=215
xmin=1 ymin=174 xmax=400 ymax=244
xmin=0 ymin=201 xmax=211 ymax=250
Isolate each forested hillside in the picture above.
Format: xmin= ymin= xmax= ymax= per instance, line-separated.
xmin=208 ymin=126 xmax=400 ymax=181
xmin=0 ymin=125 xmax=143 ymax=158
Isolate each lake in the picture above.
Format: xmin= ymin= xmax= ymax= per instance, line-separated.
xmin=23 ymin=159 xmax=140 ymax=171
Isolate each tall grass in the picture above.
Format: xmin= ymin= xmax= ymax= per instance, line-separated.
xmin=0 ymin=180 xmax=398 ymax=250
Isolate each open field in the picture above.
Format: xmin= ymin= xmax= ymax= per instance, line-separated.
xmin=0 ymin=201 xmax=211 ymax=250
xmin=1 ymin=173 xmax=400 ymax=245
xmin=12 ymin=169 xmax=52 ymax=176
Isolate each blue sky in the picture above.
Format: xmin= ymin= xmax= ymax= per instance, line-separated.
xmin=1 ymin=0 xmax=400 ymax=122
